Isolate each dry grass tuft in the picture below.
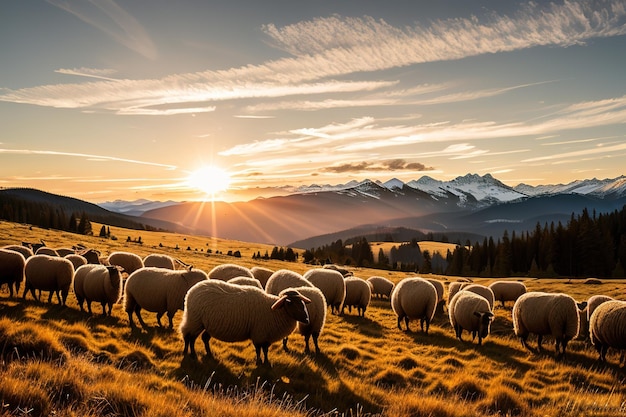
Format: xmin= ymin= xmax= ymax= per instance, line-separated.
xmin=0 ymin=318 xmax=67 ymax=363
xmin=451 ymin=377 xmax=486 ymax=402
xmin=478 ymin=385 xmax=527 ymax=416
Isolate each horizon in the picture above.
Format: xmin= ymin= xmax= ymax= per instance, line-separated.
xmin=1 ymin=1 xmax=626 ymax=204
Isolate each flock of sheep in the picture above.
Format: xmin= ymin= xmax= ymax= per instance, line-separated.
xmin=1 ymin=244 xmax=625 ymax=367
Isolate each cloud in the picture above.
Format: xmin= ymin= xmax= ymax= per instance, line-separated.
xmin=323 ymin=159 xmax=434 ymax=173
xmin=55 ymin=67 xmax=118 ymax=81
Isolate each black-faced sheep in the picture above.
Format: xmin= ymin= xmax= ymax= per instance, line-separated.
xmin=512 ymin=292 xmax=580 ymax=358
xmin=265 ymin=269 xmax=313 ymax=295
xmin=282 ymin=286 xmax=327 ymax=354
xmin=208 ymin=263 xmax=254 ymax=281
xmin=179 ymin=280 xmax=311 ymax=365
xmin=0 ymin=248 xmax=26 ymax=297
xmin=250 ymin=266 xmax=273 ymax=288
xmin=107 ymin=251 xmax=144 ymax=275
xmin=124 ymin=267 xmax=208 ymax=329
xmin=391 ymin=277 xmax=437 ymax=333
xmin=589 ymin=300 xmax=626 ymax=364
xmin=341 ymin=276 xmax=371 ymax=317
xmin=303 ymin=268 xmax=346 ymax=315
xmin=74 ymin=264 xmax=122 ymax=315
xmin=449 ymin=290 xmax=494 ymax=345
xmin=23 ymin=255 xmax=74 ymax=305
xmin=488 ymin=280 xmax=527 ymax=307
xmin=366 ymin=276 xmax=395 ymax=299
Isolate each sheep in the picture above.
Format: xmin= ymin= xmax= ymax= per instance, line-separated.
xmin=448 ymin=291 xmax=494 ymax=345
xmin=589 ymin=300 xmax=626 ymax=364
xmin=0 ymin=248 xmax=26 ymax=297
xmin=447 ymin=281 xmax=471 ymax=306
xmin=461 ymin=284 xmax=495 ymax=310
xmin=250 ymin=266 xmax=273 ymax=288
xmin=64 ymin=254 xmax=87 ymax=270
xmin=208 ymin=263 xmax=254 ymax=281
xmin=143 ymin=253 xmax=176 ymax=269
xmin=587 ymin=295 xmax=613 ymax=322
xmin=341 ymin=276 xmax=372 ymax=317
xmin=74 ymin=264 xmax=122 ymax=315
xmin=124 ymin=267 xmax=209 ymax=329
xmin=303 ymin=268 xmax=346 ymax=315
xmin=366 ymin=276 xmax=395 ymax=299
xmin=228 ymin=276 xmax=263 ymax=289
xmin=55 ymin=248 xmax=76 ymax=257
xmin=426 ymin=278 xmax=446 ymax=314
xmin=265 ymin=269 xmax=313 ymax=295
xmin=322 ymin=264 xmax=352 ymax=277
xmin=512 ymin=292 xmax=580 ymax=358
xmin=107 ymin=251 xmax=144 ymax=275
xmin=282 ymin=286 xmax=327 ymax=354
xmin=488 ymin=280 xmax=527 ymax=307
xmin=77 ymin=248 xmax=101 ymax=264
xmin=179 ymin=280 xmax=311 ymax=365
xmin=390 ymin=277 xmax=438 ymax=333
xmin=35 ymin=247 xmax=59 ymax=256
xmin=23 ymin=255 xmax=74 ymax=305
xmin=2 ymin=245 xmax=33 ymax=259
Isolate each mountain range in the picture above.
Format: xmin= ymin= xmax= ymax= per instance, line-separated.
xmin=99 ymin=174 xmax=626 ymax=247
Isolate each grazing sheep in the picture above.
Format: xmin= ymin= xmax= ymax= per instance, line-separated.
xmin=303 ymin=268 xmax=346 ymax=315
xmin=341 ymin=276 xmax=372 ymax=317
xmin=0 ymin=248 xmax=26 ymax=297
xmin=228 ymin=276 xmax=263 ymax=289
xmin=250 ymin=266 xmax=273 ymax=288
xmin=461 ymin=284 xmax=495 ymax=310
xmin=65 ymin=254 xmax=87 ymax=270
xmin=208 ymin=263 xmax=254 ymax=281
xmin=107 ymin=251 xmax=144 ymax=275
xmin=265 ymin=269 xmax=313 ymax=295
xmin=426 ymin=278 xmax=446 ymax=314
xmin=143 ymin=253 xmax=176 ymax=269
xmin=23 ymin=255 xmax=74 ymax=305
xmin=179 ymin=280 xmax=311 ymax=365
xmin=488 ymin=280 xmax=527 ymax=307
xmin=391 ymin=277 xmax=438 ymax=333
xmin=512 ymin=292 xmax=580 ymax=358
xmin=587 ymin=295 xmax=613 ymax=322
xmin=35 ymin=247 xmax=59 ymax=256
xmin=2 ymin=245 xmax=33 ymax=259
xmin=447 ymin=281 xmax=471 ymax=306
xmin=589 ymin=300 xmax=626 ymax=364
xmin=77 ymin=248 xmax=101 ymax=264
xmin=74 ymin=264 xmax=122 ymax=315
xmin=323 ymin=264 xmax=352 ymax=277
xmin=55 ymin=248 xmax=76 ymax=257
xmin=449 ymin=291 xmax=494 ymax=345
xmin=282 ymin=286 xmax=327 ymax=354
xmin=124 ymin=267 xmax=208 ymax=329
xmin=366 ymin=276 xmax=395 ymax=299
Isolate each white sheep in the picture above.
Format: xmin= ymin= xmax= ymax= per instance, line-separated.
xmin=447 ymin=281 xmax=471 ymax=306
xmin=2 ymin=245 xmax=33 ymax=259
xmin=366 ymin=276 xmax=395 ymax=299
xmin=107 ymin=251 xmax=144 ymax=275
xmin=208 ymin=263 xmax=254 ymax=281
xmin=143 ymin=253 xmax=176 ymax=269
xmin=228 ymin=276 xmax=263 ymax=289
xmin=282 ymin=286 xmax=327 ymax=354
xmin=512 ymin=292 xmax=580 ymax=358
xmin=65 ymin=254 xmax=87 ymax=270
xmin=0 ymin=248 xmax=26 ymax=297
xmin=587 ymin=295 xmax=613 ymax=322
xmin=265 ymin=269 xmax=313 ymax=295
xmin=322 ymin=264 xmax=352 ymax=277
xmin=179 ymin=280 xmax=311 ymax=365
xmin=488 ymin=280 xmax=527 ymax=307
xmin=341 ymin=276 xmax=372 ymax=317
xmin=303 ymin=268 xmax=346 ymax=315
xmin=426 ymin=278 xmax=446 ymax=314
xmin=391 ymin=277 xmax=438 ymax=333
xmin=461 ymin=284 xmax=495 ymax=310
xmin=124 ymin=267 xmax=208 ymax=329
xmin=250 ymin=266 xmax=273 ymax=288
xmin=448 ymin=290 xmax=494 ymax=345
xmin=35 ymin=247 xmax=59 ymax=256
xmin=589 ymin=300 xmax=626 ymax=364
xmin=23 ymin=255 xmax=74 ymax=305
xmin=74 ymin=264 xmax=122 ymax=315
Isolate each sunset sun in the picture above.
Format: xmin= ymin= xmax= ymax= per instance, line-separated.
xmin=186 ymin=166 xmax=231 ymax=196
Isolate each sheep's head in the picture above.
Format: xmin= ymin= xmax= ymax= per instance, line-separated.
xmin=272 ymin=290 xmax=311 ymax=324
xmin=474 ymin=311 xmax=494 ymax=340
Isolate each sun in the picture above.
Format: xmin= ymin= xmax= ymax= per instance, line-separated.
xmin=186 ymin=165 xmax=231 ymax=196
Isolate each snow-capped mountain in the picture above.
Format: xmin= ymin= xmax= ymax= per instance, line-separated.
xmin=98 ymin=199 xmax=179 ymax=217
xmin=514 ymin=175 xmax=626 ymax=198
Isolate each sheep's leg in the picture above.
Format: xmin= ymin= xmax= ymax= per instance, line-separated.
xmin=167 ymin=311 xmax=175 ymax=329
xmin=282 ymin=337 xmax=290 ymax=352
xmin=48 ymin=291 xmax=54 ymax=303
xmin=537 ymin=335 xmax=543 ymax=351
xmin=200 ymin=331 xmax=212 ymax=358
xmin=302 ymin=335 xmax=310 ymax=353
xmin=100 ymin=302 xmax=107 ymax=316
xmin=312 ymin=333 xmax=321 ymax=354
xmin=183 ymin=332 xmax=198 ymax=359
xmin=255 ymin=344 xmax=270 ymax=366
xmin=156 ymin=312 xmax=164 ymax=327
xmin=127 ymin=310 xmax=136 ymax=328
xmin=76 ymin=297 xmax=84 ymax=312
xmin=135 ymin=306 xmax=149 ymax=329
xmin=404 ymin=316 xmax=411 ymax=332
xmin=87 ymin=301 xmax=93 ymax=314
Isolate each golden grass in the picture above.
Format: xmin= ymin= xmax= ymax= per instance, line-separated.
xmin=1 ymin=220 xmax=626 ymax=416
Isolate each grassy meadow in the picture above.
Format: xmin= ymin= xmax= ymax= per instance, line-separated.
xmin=1 ymin=220 xmax=625 ymax=417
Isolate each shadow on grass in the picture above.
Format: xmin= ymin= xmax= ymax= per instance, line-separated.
xmin=340 ymin=313 xmax=385 ymax=338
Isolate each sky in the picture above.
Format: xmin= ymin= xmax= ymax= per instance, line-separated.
xmin=1 ymin=0 xmax=626 ymax=203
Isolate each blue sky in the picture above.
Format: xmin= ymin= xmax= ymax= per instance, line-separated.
xmin=1 ymin=0 xmax=625 ymax=202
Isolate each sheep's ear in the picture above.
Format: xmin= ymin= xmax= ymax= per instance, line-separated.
xmin=271 ymin=295 xmax=288 ymax=310
xmin=473 ymin=311 xmax=481 ymax=318
xmin=299 ymin=295 xmax=312 ymax=304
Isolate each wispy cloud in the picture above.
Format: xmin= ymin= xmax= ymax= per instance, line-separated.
xmin=323 ymin=159 xmax=434 ymax=173
xmin=522 ymin=142 xmax=626 ymax=162
xmin=55 ymin=67 xmax=119 ymax=81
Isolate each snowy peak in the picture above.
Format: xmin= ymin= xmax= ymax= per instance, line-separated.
xmin=514 ymin=175 xmax=626 ymax=198
xmin=383 ymin=178 xmax=405 ymax=190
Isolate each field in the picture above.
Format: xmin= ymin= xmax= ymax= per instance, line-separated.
xmin=1 ymin=220 xmax=625 ymax=417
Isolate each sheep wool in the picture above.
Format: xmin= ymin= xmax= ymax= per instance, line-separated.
xmin=0 ymin=248 xmax=26 ymax=297
xmin=107 ymin=251 xmax=144 ymax=275
xmin=65 ymin=254 xmax=88 ymax=271
xmin=512 ymin=292 xmax=580 ymax=358
xmin=265 ymin=269 xmax=312 ymax=296
xmin=366 ymin=276 xmax=395 ymax=299
xmin=447 ymin=281 xmax=471 ymax=306
xmin=488 ymin=281 xmax=527 ymax=307
xmin=303 ymin=268 xmax=346 ymax=315
xmin=179 ymin=280 xmax=311 ymax=365
xmin=449 ymin=291 xmax=494 ymax=345
xmin=282 ymin=286 xmax=327 ymax=354
xmin=461 ymin=284 xmax=495 ymax=310
xmin=391 ymin=277 xmax=438 ymax=333
xmin=75 ymin=264 xmax=122 ymax=315
xmin=35 ymin=247 xmax=59 ymax=256
xmin=124 ymin=267 xmax=208 ymax=329
xmin=228 ymin=276 xmax=263 ymax=289
xmin=589 ymin=300 xmax=626 ymax=364
xmin=23 ymin=255 xmax=74 ymax=305
xmin=426 ymin=278 xmax=446 ymax=314
xmin=250 ymin=266 xmax=274 ymax=288
xmin=208 ymin=263 xmax=254 ymax=281
xmin=341 ymin=276 xmax=372 ymax=317
xmin=143 ymin=253 xmax=176 ymax=269
xmin=2 ymin=245 xmax=33 ymax=260
xmin=587 ymin=295 xmax=613 ymax=322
